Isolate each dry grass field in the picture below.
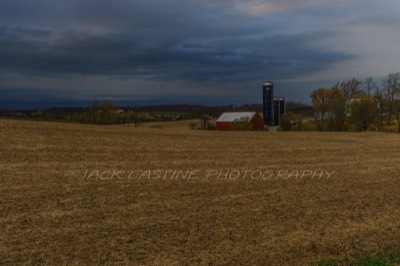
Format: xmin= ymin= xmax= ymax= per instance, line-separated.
xmin=1 ymin=119 xmax=400 ymax=265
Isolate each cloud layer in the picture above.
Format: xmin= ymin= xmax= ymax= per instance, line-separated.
xmin=1 ymin=0 xmax=399 ymax=108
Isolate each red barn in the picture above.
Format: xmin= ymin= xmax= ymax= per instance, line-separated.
xmin=216 ymin=112 xmax=264 ymax=131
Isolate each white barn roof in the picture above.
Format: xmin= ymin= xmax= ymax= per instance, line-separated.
xmin=216 ymin=112 xmax=258 ymax=122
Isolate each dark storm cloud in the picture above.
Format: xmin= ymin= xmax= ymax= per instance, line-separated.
xmin=0 ymin=25 xmax=353 ymax=83
xmin=3 ymin=0 xmax=394 ymax=107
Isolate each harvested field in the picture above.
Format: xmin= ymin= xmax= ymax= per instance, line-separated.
xmin=1 ymin=119 xmax=400 ymax=265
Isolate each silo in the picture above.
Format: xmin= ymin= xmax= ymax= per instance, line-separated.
xmin=273 ymin=97 xmax=286 ymax=126
xmin=262 ymin=81 xmax=274 ymax=125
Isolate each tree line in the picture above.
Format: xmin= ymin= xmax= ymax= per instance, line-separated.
xmin=309 ymin=73 xmax=400 ymax=132
xmin=2 ymin=102 xmax=291 ymax=126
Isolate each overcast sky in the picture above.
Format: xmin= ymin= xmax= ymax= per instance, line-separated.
xmin=1 ymin=0 xmax=400 ymax=108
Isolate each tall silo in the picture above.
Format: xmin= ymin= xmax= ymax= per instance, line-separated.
xmin=262 ymin=81 xmax=274 ymax=125
xmin=273 ymin=96 xmax=286 ymax=126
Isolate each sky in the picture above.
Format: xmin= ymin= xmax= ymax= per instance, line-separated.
xmin=1 ymin=0 xmax=400 ymax=109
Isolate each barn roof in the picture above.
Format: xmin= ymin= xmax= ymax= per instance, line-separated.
xmin=216 ymin=112 xmax=258 ymax=122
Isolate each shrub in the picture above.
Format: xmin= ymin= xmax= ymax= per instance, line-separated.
xmin=280 ymin=112 xmax=296 ymax=131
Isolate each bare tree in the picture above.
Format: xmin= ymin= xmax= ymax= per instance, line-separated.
xmin=374 ymin=88 xmax=385 ymax=131
xmin=310 ymin=88 xmax=330 ymax=131
xmin=363 ymin=77 xmax=377 ymax=97
xmin=395 ymin=98 xmax=400 ymax=132
xmin=382 ymin=73 xmax=400 ymax=125
xmin=88 ymin=100 xmax=101 ymax=123
xmin=336 ymin=78 xmax=363 ymax=102
xmin=131 ymin=108 xmax=141 ymax=127
xmin=200 ymin=115 xmax=210 ymax=130
xmin=295 ymin=113 xmax=304 ymax=131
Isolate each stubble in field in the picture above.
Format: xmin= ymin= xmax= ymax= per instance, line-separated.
xmin=1 ymin=119 xmax=400 ymax=265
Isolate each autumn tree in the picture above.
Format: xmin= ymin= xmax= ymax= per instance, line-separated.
xmin=349 ymin=97 xmax=377 ymax=131
xmin=311 ymin=86 xmax=348 ymax=131
xmin=328 ymin=86 xmax=347 ymax=131
xmin=84 ymin=100 xmax=117 ymax=124
xmin=99 ymin=100 xmax=117 ymax=124
xmin=279 ymin=112 xmax=296 ymax=131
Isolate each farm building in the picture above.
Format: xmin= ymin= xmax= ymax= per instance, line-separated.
xmin=262 ymin=81 xmax=286 ymax=126
xmin=216 ymin=112 xmax=264 ymax=131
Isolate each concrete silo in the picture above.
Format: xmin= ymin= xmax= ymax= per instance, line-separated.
xmin=262 ymin=81 xmax=274 ymax=126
